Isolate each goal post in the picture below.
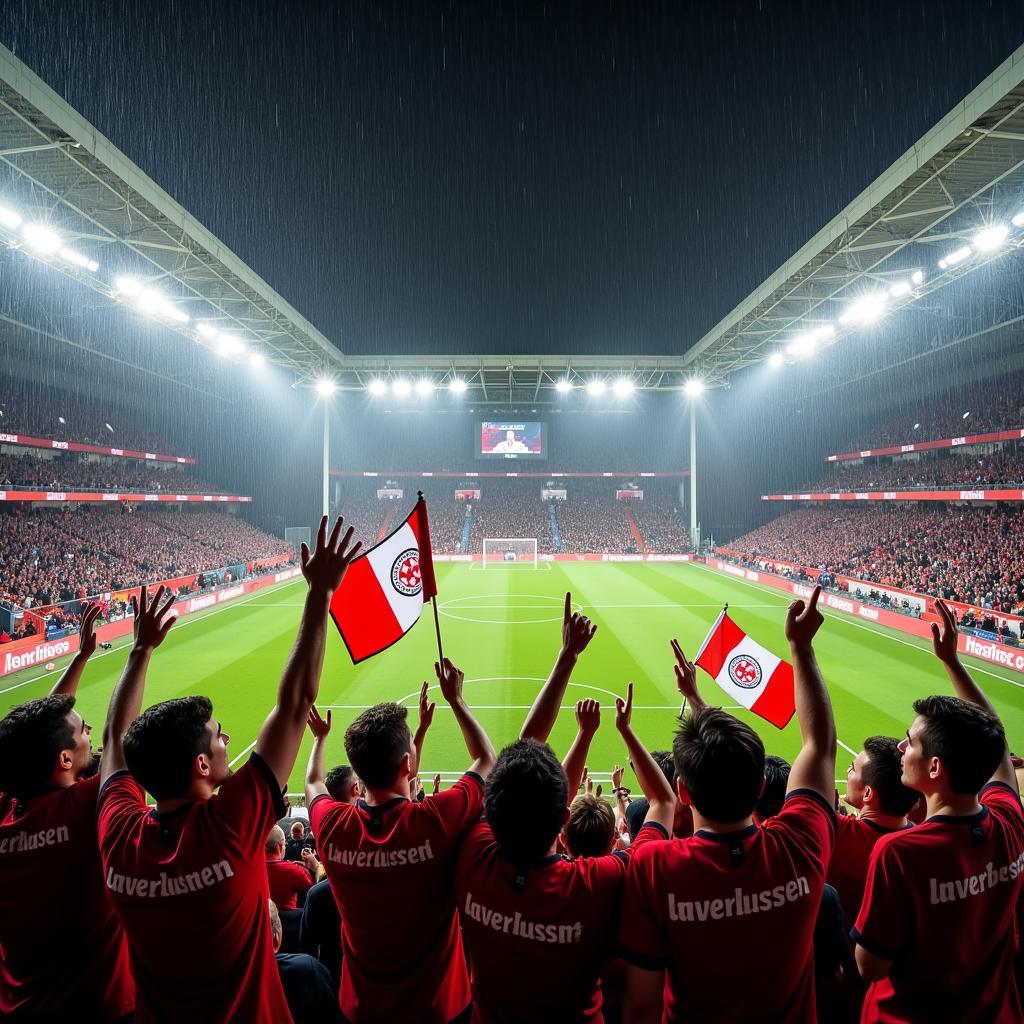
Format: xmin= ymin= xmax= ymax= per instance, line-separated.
xmin=482 ymin=538 xmax=539 ymax=570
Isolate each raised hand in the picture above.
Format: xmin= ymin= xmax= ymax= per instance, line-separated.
xmin=301 ymin=515 xmax=362 ymax=595
xmin=131 ymin=585 xmax=177 ymax=652
xmin=785 ymin=585 xmax=824 ymax=650
xmin=575 ymin=698 xmax=601 ymax=737
xmin=562 ymin=592 xmax=598 ymax=657
xmin=930 ymin=599 xmax=960 ymax=665
xmin=307 ymin=705 xmax=332 ymax=740
xmin=611 ymin=764 xmax=624 ymax=790
xmin=78 ymin=602 xmax=102 ymax=659
xmin=418 ymin=680 xmax=437 ymax=731
xmin=435 ymin=657 xmax=466 ymax=706
xmin=432 ymin=772 xmax=442 ymax=795
xmin=671 ymin=638 xmax=702 ymax=708
xmin=614 ymin=681 xmax=634 ymax=734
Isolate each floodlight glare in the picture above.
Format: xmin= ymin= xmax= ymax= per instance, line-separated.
xmin=392 ymin=378 xmax=412 ymax=397
xmin=449 ymin=378 xmax=468 ymax=394
xmin=911 ymin=270 xmax=925 ymax=285
xmin=768 ymin=352 xmax=784 ymax=368
xmin=164 ymin=305 xmax=190 ymax=324
xmin=974 ymin=224 xmax=1009 ymax=251
xmin=613 ymin=378 xmax=635 ymax=398
xmin=315 ymin=378 xmax=337 ymax=397
xmin=60 ymin=247 xmax=99 ymax=273
xmin=415 ymin=379 xmax=434 ymax=396
xmin=1013 ymin=212 xmax=1024 ymax=228
xmin=683 ymin=378 xmax=705 ymax=397
xmin=555 ymin=378 xmax=573 ymax=393
xmin=889 ymin=281 xmax=912 ymax=298
xmin=839 ymin=293 xmax=887 ymax=325
xmin=0 ymin=205 xmax=21 ymax=230
xmin=115 ymin=276 xmax=142 ymax=296
xmin=586 ymin=379 xmax=607 ymax=396
xmin=938 ymin=245 xmax=972 ymax=270
xmin=368 ymin=379 xmax=388 ymax=396
xmin=786 ymin=333 xmax=816 ymax=358
xmin=197 ymin=322 xmax=220 ymax=338
xmin=248 ymin=352 xmax=265 ymax=368
xmin=22 ymin=224 xmax=62 ymax=253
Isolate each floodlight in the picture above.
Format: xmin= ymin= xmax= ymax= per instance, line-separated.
xmin=839 ymin=293 xmax=887 ymax=326
xmin=683 ymin=378 xmax=705 ymax=397
xmin=888 ymin=281 xmax=912 ymax=298
xmin=368 ymin=379 xmax=388 ymax=396
xmin=555 ymin=378 xmax=573 ymax=393
xmin=938 ymin=246 xmax=971 ymax=270
xmin=114 ymin=276 xmax=142 ymax=296
xmin=105 ymin=423 xmax=114 ymax=432
xmin=164 ymin=305 xmax=190 ymax=324
xmin=973 ymin=224 xmax=1008 ymax=251
xmin=587 ymin=379 xmax=607 ymax=396
xmin=768 ymin=352 xmax=784 ymax=368
xmin=415 ymin=379 xmax=434 ymax=396
xmin=1013 ymin=211 xmax=1024 ymax=228
xmin=218 ymin=335 xmax=245 ymax=357
xmin=60 ymin=247 xmax=99 ymax=273
xmin=0 ymin=205 xmax=21 ymax=230
xmin=249 ymin=352 xmax=265 ymax=368
xmin=22 ymin=224 xmax=61 ymax=253
xmin=197 ymin=322 xmax=220 ymax=338
xmin=392 ymin=378 xmax=411 ymax=397
xmin=613 ymin=378 xmax=635 ymax=398
xmin=449 ymin=378 xmax=468 ymax=394
xmin=315 ymin=378 xmax=337 ymax=397
xmin=911 ymin=270 xmax=925 ymax=285
xmin=136 ymin=289 xmax=165 ymax=316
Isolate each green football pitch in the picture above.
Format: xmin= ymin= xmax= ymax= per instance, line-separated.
xmin=4 ymin=562 xmax=1023 ymax=795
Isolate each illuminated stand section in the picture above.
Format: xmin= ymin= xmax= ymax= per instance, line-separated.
xmin=482 ymin=538 xmax=539 ymax=570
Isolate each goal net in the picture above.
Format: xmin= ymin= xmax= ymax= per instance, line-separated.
xmin=482 ymin=538 xmax=539 ymax=570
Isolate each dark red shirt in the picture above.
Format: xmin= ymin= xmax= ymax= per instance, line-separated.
xmin=619 ymin=790 xmax=836 ymax=1023
xmin=0 ymin=776 xmax=134 ymax=1021
xmin=97 ymin=754 xmax=292 ymax=1024
xmin=456 ymin=820 xmax=666 ymax=1024
xmin=853 ymin=782 xmax=1024 ymax=1023
xmin=310 ymin=772 xmax=484 ymax=1023
xmin=828 ymin=814 xmax=913 ymax=928
xmin=266 ymin=857 xmax=313 ymax=910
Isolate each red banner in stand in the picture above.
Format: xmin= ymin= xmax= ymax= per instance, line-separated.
xmin=762 ymin=489 xmax=1024 ymax=503
xmin=0 ymin=491 xmax=252 ymax=503
xmin=825 ymin=427 xmax=1024 ymax=462
xmin=0 ymin=430 xmax=194 ymax=463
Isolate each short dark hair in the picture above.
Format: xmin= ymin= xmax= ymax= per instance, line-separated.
xmin=123 ymin=696 xmax=214 ymax=801
xmin=755 ymin=754 xmax=791 ymax=820
xmin=0 ymin=695 xmax=76 ymax=798
xmin=565 ymin=794 xmax=615 ymax=858
xmin=325 ymin=765 xmax=357 ymax=802
xmin=344 ymin=704 xmax=411 ymax=790
xmin=650 ymin=750 xmax=676 ymax=786
xmin=485 ymin=739 xmax=567 ymax=865
xmin=673 ymin=706 xmax=765 ymax=823
xmin=862 ymin=735 xmax=920 ymax=816
xmin=912 ymin=696 xmax=1006 ymax=795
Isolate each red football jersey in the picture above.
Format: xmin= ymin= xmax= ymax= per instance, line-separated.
xmin=619 ymin=790 xmax=835 ymax=1023
xmin=266 ymin=857 xmax=313 ymax=910
xmin=97 ymin=754 xmax=292 ymax=1024
xmin=853 ymin=782 xmax=1024 ymax=1023
xmin=310 ymin=772 xmax=484 ymax=1023
xmin=0 ymin=775 xmax=134 ymax=1021
xmin=456 ymin=820 xmax=667 ymax=1024
xmin=828 ymin=814 xmax=912 ymax=928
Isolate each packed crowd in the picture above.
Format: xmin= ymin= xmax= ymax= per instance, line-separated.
xmin=0 ymin=452 xmax=220 ymax=494
xmin=1 ymin=525 xmax=1020 ymax=1024
xmin=802 ymin=449 xmax=1024 ymax=492
xmin=630 ymin=499 xmax=691 ymax=553
xmin=0 ymin=507 xmax=292 ymax=611
xmin=727 ymin=505 xmax=1024 ymax=612
xmin=555 ymin=493 xmax=637 ymax=554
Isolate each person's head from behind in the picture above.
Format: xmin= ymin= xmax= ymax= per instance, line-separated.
xmin=0 ymin=695 xmax=93 ymax=798
xmin=289 ymin=821 xmax=305 ymax=841
xmin=325 ymin=764 xmax=362 ymax=803
xmin=625 ymin=798 xmax=649 ymax=841
xmin=673 ymin=706 xmax=765 ymax=825
xmin=564 ymin=794 xmax=615 ymax=858
xmin=846 ymin=735 xmax=920 ymax=816
xmin=268 ymin=899 xmax=282 ymax=954
xmin=343 ymin=704 xmax=413 ymax=793
xmin=900 ymin=696 xmax=1005 ymax=798
xmin=753 ymin=754 xmax=791 ymax=824
xmin=122 ymin=696 xmax=230 ymax=802
xmin=266 ymin=825 xmax=286 ymax=859
xmin=486 ymin=739 xmax=568 ymax=865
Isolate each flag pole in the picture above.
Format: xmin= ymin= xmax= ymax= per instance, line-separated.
xmin=418 ymin=490 xmax=445 ymax=666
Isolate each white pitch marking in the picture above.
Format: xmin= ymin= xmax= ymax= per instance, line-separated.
xmin=229 ymin=739 xmax=258 ymax=768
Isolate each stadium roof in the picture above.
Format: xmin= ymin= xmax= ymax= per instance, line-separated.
xmin=685 ymin=42 xmax=1024 ymax=382
xmin=0 ymin=43 xmax=341 ymax=381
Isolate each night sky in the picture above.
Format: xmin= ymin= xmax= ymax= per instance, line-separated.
xmin=1 ymin=1 xmax=1022 ymax=359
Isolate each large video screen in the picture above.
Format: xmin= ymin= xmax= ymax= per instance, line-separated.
xmin=479 ymin=421 xmax=545 ymax=459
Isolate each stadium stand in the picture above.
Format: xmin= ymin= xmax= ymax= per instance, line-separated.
xmin=800 ymin=449 xmax=1024 ymax=492
xmin=0 ymin=452 xmax=218 ymax=492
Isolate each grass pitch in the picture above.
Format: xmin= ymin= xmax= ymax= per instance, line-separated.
xmin=4 ymin=562 xmax=1023 ymax=794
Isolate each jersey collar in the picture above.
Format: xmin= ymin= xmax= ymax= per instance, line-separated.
xmin=694 ymin=824 xmax=758 ymax=842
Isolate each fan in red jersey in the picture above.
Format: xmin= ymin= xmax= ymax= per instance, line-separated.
xmin=852 ymin=599 xmax=1024 ymax=1023
xmin=0 ymin=605 xmax=134 ymax=1022
xmin=96 ymin=516 xmax=360 ymax=1024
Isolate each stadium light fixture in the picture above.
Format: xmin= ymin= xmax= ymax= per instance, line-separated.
xmin=938 ymin=245 xmax=972 ymax=270
xmin=22 ymin=223 xmax=62 ymax=254
xmin=415 ymin=378 xmax=435 ymax=396
xmin=768 ymin=352 xmax=784 ymax=368
xmin=449 ymin=378 xmax=468 ymax=395
xmin=368 ymin=379 xmax=388 ymax=396
xmin=315 ymin=378 xmax=337 ymax=397
xmin=888 ymin=281 xmax=912 ymax=298
xmin=613 ymin=378 xmax=635 ymax=398
xmin=1013 ymin=211 xmax=1024 ymax=228
xmin=586 ymin=379 xmax=607 ymax=396
xmin=911 ymin=270 xmax=925 ymax=285
xmin=59 ymin=247 xmax=99 ymax=273
xmin=392 ymin=378 xmax=411 ymax=397
xmin=683 ymin=378 xmax=705 ymax=397
xmin=555 ymin=378 xmax=574 ymax=393
xmin=196 ymin=322 xmax=220 ymax=339
xmin=839 ymin=294 xmax=887 ymax=326
xmin=248 ymin=352 xmax=265 ymax=368
xmin=974 ymin=224 xmax=1009 ymax=251
xmin=114 ymin=276 xmax=142 ymax=296
xmin=0 ymin=205 xmax=21 ymax=230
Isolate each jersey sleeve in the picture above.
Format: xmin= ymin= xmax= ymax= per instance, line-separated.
xmin=97 ymin=771 xmax=148 ymax=846
xmin=618 ymin=844 xmax=669 ymax=970
xmin=851 ymin=836 xmax=910 ymax=961
xmin=425 ymin=771 xmax=484 ymax=838
xmin=210 ymin=752 xmax=287 ymax=851
xmin=309 ymin=792 xmax=340 ymax=838
xmin=628 ymin=821 xmax=669 ymax=854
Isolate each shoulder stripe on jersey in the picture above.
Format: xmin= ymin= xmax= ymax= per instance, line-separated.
xmin=850 ymin=926 xmax=899 ymax=962
xmin=785 ymin=787 xmax=838 ymax=825
xmin=308 ymin=792 xmax=333 ymax=813
xmin=619 ymin=943 xmax=667 ymax=972
xmin=98 ymin=769 xmax=134 ymax=801
xmin=639 ymin=821 xmax=670 ymax=840
xmin=463 ymin=771 xmax=485 ymax=790
xmin=981 ymin=780 xmax=1023 ymax=805
xmin=249 ymin=751 xmax=287 ymax=819
xmin=612 ymin=850 xmax=630 ymax=864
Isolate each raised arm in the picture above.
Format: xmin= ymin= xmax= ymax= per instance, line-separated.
xmin=520 ymin=592 xmax=597 ymax=742
xmin=412 ymin=680 xmax=436 ymax=772
xmin=784 ymin=586 xmax=837 ymax=800
xmin=99 ymin=586 xmax=177 ymax=783
xmin=931 ymin=599 xmax=1016 ymax=791
xmin=304 ymin=705 xmax=332 ymax=804
xmin=436 ymin=657 xmax=496 ymax=778
xmin=562 ymin=699 xmax=601 ymax=798
xmin=256 ymin=516 xmax=361 ymax=790
xmin=616 ymin=682 xmax=676 ymax=833
xmin=50 ymin=603 xmax=101 ymax=697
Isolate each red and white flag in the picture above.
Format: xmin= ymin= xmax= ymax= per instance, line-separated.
xmin=330 ymin=497 xmax=437 ymax=663
xmin=694 ymin=610 xmax=795 ymax=729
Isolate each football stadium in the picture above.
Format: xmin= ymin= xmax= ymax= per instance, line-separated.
xmin=2 ymin=6 xmax=1024 ymax=1023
